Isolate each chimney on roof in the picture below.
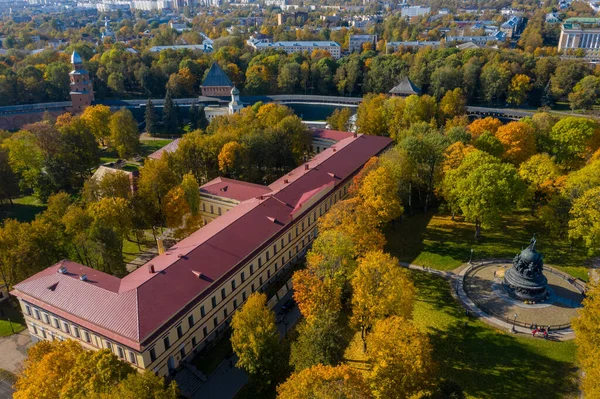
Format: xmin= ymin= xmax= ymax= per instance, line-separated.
xmin=284 ymin=178 xmax=289 ymax=184
xmin=304 ymin=164 xmax=309 ymax=171
xmin=178 ymin=253 xmax=184 ymax=259
xmin=79 ymin=274 xmax=88 ymax=281
xmin=57 ymin=265 xmax=67 ymax=274
xmin=148 ymin=264 xmax=155 ymax=274
xmin=353 ymin=132 xmax=357 ymax=138
xmin=333 ymin=148 xmax=337 ymax=152
xmin=192 ymin=270 xmax=203 ymax=278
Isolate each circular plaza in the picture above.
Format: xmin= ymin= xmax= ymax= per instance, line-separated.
xmin=461 ymin=261 xmax=585 ymax=330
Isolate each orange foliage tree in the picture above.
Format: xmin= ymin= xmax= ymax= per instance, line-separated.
xmin=467 ymin=117 xmax=502 ymax=139
xmin=277 ymin=364 xmax=371 ymax=399
xmin=495 ymin=121 xmax=536 ymax=165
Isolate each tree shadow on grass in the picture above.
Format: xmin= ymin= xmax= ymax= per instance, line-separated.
xmin=0 ymin=203 xmax=46 ymax=223
xmin=430 ymin=321 xmax=578 ymax=399
xmin=412 ymin=272 xmax=578 ymax=399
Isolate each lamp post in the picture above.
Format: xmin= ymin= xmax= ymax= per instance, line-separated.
xmin=512 ymin=313 xmax=518 ymax=334
xmin=469 ymin=249 xmax=474 ymax=264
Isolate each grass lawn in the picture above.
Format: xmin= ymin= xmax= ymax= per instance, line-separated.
xmin=0 ymin=299 xmax=26 ymax=337
xmin=0 ymin=195 xmax=47 ymax=223
xmin=139 ymin=139 xmax=173 ymax=157
xmin=411 ymin=272 xmax=578 ymax=399
xmin=384 ymin=210 xmax=590 ymax=280
xmin=343 ymin=272 xmax=579 ymax=399
xmin=122 ymin=231 xmax=156 ymax=264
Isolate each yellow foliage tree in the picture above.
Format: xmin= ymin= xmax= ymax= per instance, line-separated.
xmin=81 ymin=104 xmax=112 ymax=146
xmin=467 ymin=117 xmax=502 ymax=139
xmin=573 ymin=281 xmax=600 ymax=397
xmin=356 ymin=94 xmax=389 ymax=136
xmin=441 ymin=142 xmax=477 ymax=174
xmin=518 ymin=153 xmax=562 ymax=212
xmin=230 ymin=293 xmax=279 ymax=387
xmin=507 ymin=74 xmax=532 ymax=106
xmin=218 ymin=141 xmax=245 ymax=175
xmin=568 ymin=186 xmax=600 ymax=255
xmin=277 ymin=364 xmax=371 ymax=399
xmin=292 ymin=269 xmax=342 ymax=323
xmin=494 ymin=121 xmax=536 ymax=165
xmin=358 ymin=166 xmax=404 ymax=225
xmin=318 ymin=198 xmax=386 ymax=257
xmin=351 ymin=250 xmax=414 ymax=351
xmin=366 ymin=316 xmax=435 ymax=399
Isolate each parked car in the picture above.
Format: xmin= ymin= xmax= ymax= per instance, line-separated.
xmin=281 ymin=299 xmax=295 ymax=313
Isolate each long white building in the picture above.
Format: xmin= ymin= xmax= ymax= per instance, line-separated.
xmin=559 ymin=18 xmax=600 ymax=57
xmin=247 ymin=41 xmax=341 ymax=59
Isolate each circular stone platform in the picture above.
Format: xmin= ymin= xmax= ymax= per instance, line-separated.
xmin=463 ymin=262 xmax=584 ymax=328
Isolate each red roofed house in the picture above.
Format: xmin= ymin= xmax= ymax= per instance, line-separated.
xmin=11 ymin=133 xmax=392 ymax=377
xmin=310 ymin=128 xmax=355 ymax=154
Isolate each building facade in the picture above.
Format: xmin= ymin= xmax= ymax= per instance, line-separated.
xmin=558 ymin=18 xmax=600 ymax=56
xmin=401 ymin=5 xmax=430 ymax=17
xmin=247 ymin=41 xmax=341 ymax=59
xmin=11 ymin=134 xmax=392 ymax=377
xmin=200 ymin=63 xmax=234 ymax=97
xmin=349 ymin=34 xmax=377 ymax=53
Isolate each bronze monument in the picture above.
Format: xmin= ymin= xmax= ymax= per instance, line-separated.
xmin=503 ymin=238 xmax=549 ymax=302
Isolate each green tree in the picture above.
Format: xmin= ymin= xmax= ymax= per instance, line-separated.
xmin=442 ymin=150 xmax=525 ymax=238
xmin=162 ymin=90 xmax=179 ymax=134
xmin=473 ymin=131 xmax=504 ymax=158
xmin=110 ymin=108 xmax=139 ymax=158
xmin=145 ymin=98 xmax=160 ymax=135
xmin=480 ymin=63 xmax=511 ymax=103
xmin=569 ymin=76 xmax=600 ymax=110
xmin=278 ymin=62 xmax=302 ymax=93
xmin=0 ymin=146 xmax=19 ymax=205
xmin=289 ymin=314 xmax=345 ymax=372
xmin=569 ymin=186 xmax=600 ymax=255
xmin=231 ymin=292 xmax=279 ymax=388
xmin=550 ymin=117 xmax=600 ymax=168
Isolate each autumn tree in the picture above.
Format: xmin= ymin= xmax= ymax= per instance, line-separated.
xmin=519 ymin=153 xmax=561 ymax=214
xmin=439 ymin=88 xmax=466 ymax=121
xmin=231 ymin=293 xmax=279 ymax=388
xmin=289 ymin=314 xmax=345 ymax=372
xmin=109 ymin=108 xmax=139 ymax=159
xmin=277 ymin=364 xmax=371 ymax=399
xmin=306 ymin=229 xmax=356 ymax=287
xmin=568 ymin=186 xmax=600 ymax=255
xmin=366 ymin=316 xmax=435 ymax=399
xmin=573 ymin=281 xmax=600 ymax=398
xmin=218 ymin=141 xmax=246 ymax=177
xmin=84 ymin=170 xmax=132 ymax=202
xmin=442 ymin=142 xmax=476 ymax=175
xmin=467 ymin=117 xmax=502 ymax=140
xmin=494 ymin=121 xmax=536 ymax=165
xmin=326 ymin=107 xmax=353 ymax=131
xmin=356 ymin=94 xmax=389 ymax=136
xmin=358 ymin=165 xmax=404 ymax=224
xmin=81 ymin=104 xmax=112 ymax=146
xmin=318 ymin=198 xmax=386 ymax=257
xmin=137 ymin=157 xmax=178 ymax=228
xmin=14 ymin=340 xmax=178 ymax=399
xmin=351 ymin=250 xmax=414 ymax=351
xmin=507 ymin=74 xmax=532 ymax=106
xmin=442 ymin=150 xmax=525 ymax=238
xmin=293 ymin=269 xmax=342 ymax=323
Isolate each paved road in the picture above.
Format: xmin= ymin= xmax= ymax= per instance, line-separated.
xmin=0 ymin=330 xmax=32 ymax=373
xmin=190 ymin=289 xmax=301 ymax=399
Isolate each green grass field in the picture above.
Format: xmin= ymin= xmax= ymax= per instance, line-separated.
xmin=410 ymin=272 xmax=578 ymax=399
xmin=384 ymin=211 xmax=590 ymax=280
xmin=0 ymin=300 xmax=25 ymax=337
xmin=0 ymin=195 xmax=47 ymax=223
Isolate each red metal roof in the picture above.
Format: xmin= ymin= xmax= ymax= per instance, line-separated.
xmin=200 ymin=177 xmax=272 ymax=202
xmin=311 ymin=128 xmax=355 ymax=142
xmin=147 ymin=138 xmax=181 ymax=160
xmin=12 ymin=134 xmax=392 ymax=350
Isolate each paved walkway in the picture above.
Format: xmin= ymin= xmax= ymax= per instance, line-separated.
xmin=0 ymin=330 xmax=32 ymax=373
xmin=189 ymin=289 xmax=301 ymax=399
xmin=399 ymin=262 xmax=576 ymax=341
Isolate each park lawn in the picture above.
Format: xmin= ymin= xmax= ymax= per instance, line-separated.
xmin=0 ymin=195 xmax=47 ymax=223
xmin=384 ymin=210 xmax=590 ymax=280
xmin=344 ymin=272 xmax=579 ymax=399
xmin=0 ymin=300 xmax=26 ymax=337
xmin=122 ymin=231 xmax=156 ymax=264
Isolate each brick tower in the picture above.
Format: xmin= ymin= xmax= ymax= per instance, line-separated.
xmin=69 ymin=51 xmax=94 ymax=112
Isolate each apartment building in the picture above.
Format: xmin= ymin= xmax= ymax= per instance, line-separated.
xmin=247 ymin=41 xmax=341 ymax=59
xmin=11 ymin=133 xmax=392 ymax=377
xmin=349 ymin=34 xmax=377 ymax=53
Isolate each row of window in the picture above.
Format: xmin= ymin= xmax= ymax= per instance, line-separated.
xmin=202 ymin=202 xmax=223 ymax=216
xmin=25 ymin=304 xmax=138 ymax=366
